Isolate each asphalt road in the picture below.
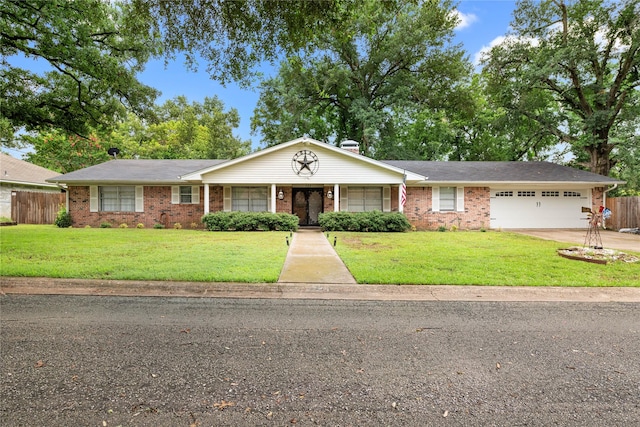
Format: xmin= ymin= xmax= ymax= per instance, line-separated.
xmin=1 ymin=296 xmax=639 ymax=426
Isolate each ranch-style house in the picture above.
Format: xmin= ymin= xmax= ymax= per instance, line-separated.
xmin=47 ymin=137 xmax=623 ymax=230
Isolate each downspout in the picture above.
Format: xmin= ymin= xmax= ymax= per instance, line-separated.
xmin=603 ymin=184 xmax=618 ymax=229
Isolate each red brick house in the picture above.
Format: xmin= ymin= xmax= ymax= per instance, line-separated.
xmin=47 ymin=137 xmax=623 ymax=230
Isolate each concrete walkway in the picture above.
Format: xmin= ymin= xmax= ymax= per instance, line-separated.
xmin=278 ymin=229 xmax=357 ymax=284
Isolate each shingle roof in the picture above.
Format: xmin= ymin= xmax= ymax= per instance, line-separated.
xmin=383 ymin=161 xmax=623 ymax=184
xmin=47 ymin=159 xmax=228 ymax=184
xmin=0 ymin=153 xmax=60 ymax=187
xmin=47 ymin=157 xmax=623 ymax=186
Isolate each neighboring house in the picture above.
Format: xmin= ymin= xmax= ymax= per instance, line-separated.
xmin=47 ymin=137 xmax=623 ymax=230
xmin=0 ymin=152 xmax=63 ymax=221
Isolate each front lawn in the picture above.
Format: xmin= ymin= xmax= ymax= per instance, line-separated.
xmin=1 ymin=226 xmax=637 ymax=286
xmin=0 ymin=226 xmax=290 ymax=283
xmin=331 ymin=231 xmax=639 ymax=287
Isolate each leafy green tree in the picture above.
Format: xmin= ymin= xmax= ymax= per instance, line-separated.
xmin=133 ymin=0 xmax=378 ymax=86
xmin=108 ymin=96 xmax=251 ymax=160
xmin=23 ymin=130 xmax=110 ymax=173
xmin=482 ymin=0 xmax=640 ymax=176
xmin=1 ymin=0 xmax=160 ymax=139
xmin=251 ymin=0 xmax=471 ymax=157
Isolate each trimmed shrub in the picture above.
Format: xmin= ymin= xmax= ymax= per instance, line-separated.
xmin=100 ymin=222 xmax=112 ymax=228
xmin=54 ymin=206 xmax=72 ymax=228
xmin=319 ymin=211 xmax=411 ymax=232
xmin=153 ymin=223 xmax=165 ymax=229
xmin=119 ymin=223 xmax=128 ymax=228
xmin=202 ymin=212 xmax=299 ymax=232
xmin=136 ymin=223 xmax=145 ymax=229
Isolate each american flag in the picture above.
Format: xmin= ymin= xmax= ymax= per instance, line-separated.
xmin=400 ymin=174 xmax=407 ymax=207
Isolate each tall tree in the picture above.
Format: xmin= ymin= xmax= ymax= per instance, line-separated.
xmin=133 ymin=0 xmax=379 ymax=86
xmin=22 ymin=129 xmax=110 ymax=173
xmin=250 ymin=0 xmax=471 ymax=156
xmin=0 ymin=0 xmax=160 ymax=139
xmin=482 ymin=0 xmax=640 ymax=176
xmin=107 ymin=96 xmax=251 ymax=160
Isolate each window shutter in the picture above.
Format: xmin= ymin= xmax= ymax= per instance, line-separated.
xmin=223 ymin=186 xmax=232 ymax=211
xmin=89 ymin=186 xmax=98 ymax=212
xmin=456 ymin=187 xmax=464 ymax=212
xmin=171 ymin=186 xmax=180 ymax=204
xmin=383 ymin=186 xmax=391 ymax=212
xmin=340 ymin=186 xmax=348 ymax=211
xmin=135 ymin=186 xmax=144 ymax=212
xmin=432 ymin=187 xmax=440 ymax=212
xmin=191 ymin=186 xmax=200 ymax=204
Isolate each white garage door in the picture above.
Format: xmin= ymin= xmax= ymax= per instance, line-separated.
xmin=490 ymin=189 xmax=591 ymax=229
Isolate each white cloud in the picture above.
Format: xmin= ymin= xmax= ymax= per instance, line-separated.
xmin=473 ymin=34 xmax=540 ymax=66
xmin=453 ymin=10 xmax=478 ymax=30
xmin=473 ymin=35 xmax=507 ymax=66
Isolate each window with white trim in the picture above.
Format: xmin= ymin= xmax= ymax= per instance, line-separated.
xmin=99 ymin=186 xmax=135 ymax=212
xmin=439 ymin=187 xmax=456 ymax=211
xmin=180 ymin=186 xmax=193 ymax=203
xmin=564 ymin=191 xmax=582 ymax=197
xmin=517 ymin=191 xmax=536 ymax=197
xmin=495 ymin=191 xmax=513 ymax=197
xmin=348 ymin=187 xmax=382 ymax=212
xmin=541 ymin=191 xmax=559 ymax=197
xmin=232 ymin=187 xmax=268 ymax=212
xmin=171 ymin=186 xmax=200 ymax=204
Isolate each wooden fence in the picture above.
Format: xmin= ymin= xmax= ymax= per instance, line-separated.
xmin=11 ymin=191 xmax=65 ymax=224
xmin=605 ymin=196 xmax=639 ymax=230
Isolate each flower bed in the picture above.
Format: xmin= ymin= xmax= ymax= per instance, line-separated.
xmin=557 ymin=247 xmax=639 ymax=265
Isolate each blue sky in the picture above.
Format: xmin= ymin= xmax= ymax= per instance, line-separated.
xmin=138 ymin=1 xmax=518 ymax=149
xmin=6 ymin=1 xmax=518 ymax=156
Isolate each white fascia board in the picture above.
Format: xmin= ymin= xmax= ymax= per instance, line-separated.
xmin=45 ymin=180 xmax=187 ymax=186
xmin=423 ymin=181 xmax=624 ymax=187
xmin=2 ymin=179 xmax=60 ymax=188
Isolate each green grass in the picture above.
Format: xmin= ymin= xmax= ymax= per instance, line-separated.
xmin=1 ymin=226 xmax=638 ymax=286
xmin=0 ymin=225 xmax=290 ymax=283
xmin=332 ymin=231 xmax=640 ymax=287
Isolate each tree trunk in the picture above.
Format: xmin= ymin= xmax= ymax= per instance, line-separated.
xmin=586 ymin=139 xmax=614 ymax=177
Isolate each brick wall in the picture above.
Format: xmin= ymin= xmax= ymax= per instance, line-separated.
xmin=69 ymin=186 xmax=217 ymax=229
xmin=592 ymin=187 xmax=604 ymax=212
xmin=403 ymin=186 xmax=491 ymax=230
xmin=275 ymin=187 xmax=292 ymax=213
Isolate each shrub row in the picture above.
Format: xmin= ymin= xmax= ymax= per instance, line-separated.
xmin=202 ymin=212 xmax=299 ymax=231
xmin=318 ymin=211 xmax=411 ymax=232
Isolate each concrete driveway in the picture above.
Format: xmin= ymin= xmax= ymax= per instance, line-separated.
xmin=511 ymin=229 xmax=640 ymax=252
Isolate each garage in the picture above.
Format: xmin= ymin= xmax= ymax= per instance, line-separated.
xmin=490 ymin=188 xmax=591 ymax=229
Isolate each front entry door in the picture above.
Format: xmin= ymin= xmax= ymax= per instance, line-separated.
xmin=293 ymin=188 xmax=324 ymax=226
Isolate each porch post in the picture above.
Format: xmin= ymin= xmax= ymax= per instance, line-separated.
xmin=203 ymin=183 xmax=210 ymax=214
xmin=271 ymin=184 xmax=277 ymax=213
xmin=398 ymin=184 xmax=404 ymax=213
xmin=334 ymin=184 xmax=340 ymax=212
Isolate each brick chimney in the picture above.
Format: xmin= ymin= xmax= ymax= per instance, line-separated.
xmin=339 ymin=140 xmax=360 ymax=154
